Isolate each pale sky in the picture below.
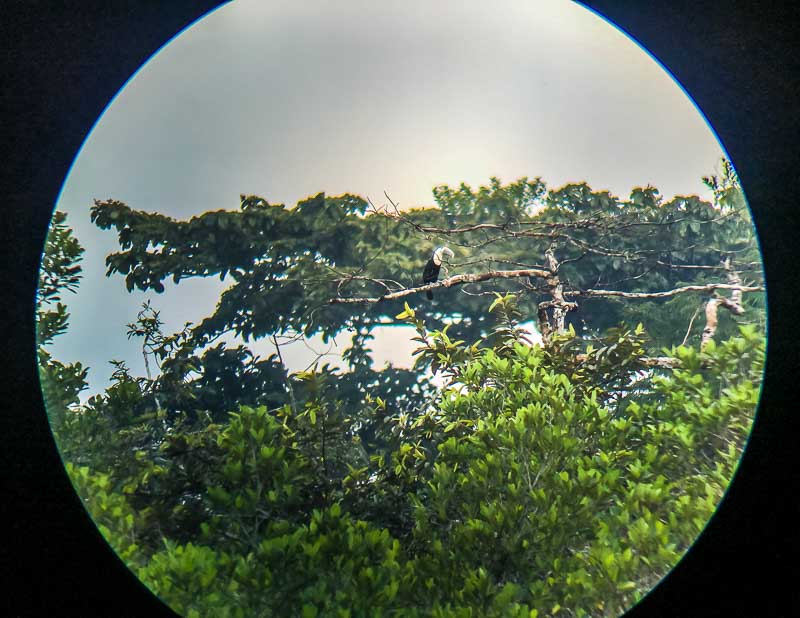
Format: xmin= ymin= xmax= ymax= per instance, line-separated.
xmin=47 ymin=0 xmax=729 ymax=398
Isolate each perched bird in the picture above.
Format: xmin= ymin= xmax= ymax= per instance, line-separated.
xmin=422 ymin=246 xmax=454 ymax=299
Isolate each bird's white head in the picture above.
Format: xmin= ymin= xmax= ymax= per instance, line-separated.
xmin=433 ymin=246 xmax=454 ymax=266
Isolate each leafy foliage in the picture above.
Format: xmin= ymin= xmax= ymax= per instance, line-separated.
xmin=63 ymin=313 xmax=762 ymax=617
xmin=90 ymin=171 xmax=763 ymax=353
xmin=67 ymin=463 xmax=142 ymax=564
xmin=40 ymin=165 xmax=765 ymax=616
xmin=36 ymin=210 xmax=88 ymax=431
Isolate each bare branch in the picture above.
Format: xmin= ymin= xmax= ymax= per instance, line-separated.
xmin=328 ymin=263 xmax=762 ymax=308
xmin=329 ymin=268 xmax=550 ymax=304
xmin=537 ymin=305 xmax=552 ymax=347
xmin=700 ymin=259 xmax=747 ymax=348
xmin=271 ymin=334 xmax=297 ymax=414
xmin=580 ymin=283 xmax=762 ymax=300
xmin=574 ymin=353 xmax=681 ymax=369
xmin=681 ymin=303 xmax=703 ymax=346
xmin=544 ymin=247 xmax=573 ymax=334
xmin=723 ymin=257 xmax=745 ymax=315
xmin=653 ymin=259 xmax=761 ymax=272
xmin=700 ymin=298 xmax=722 ymax=348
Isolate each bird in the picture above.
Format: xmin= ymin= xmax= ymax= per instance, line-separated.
xmin=422 ymin=246 xmax=454 ymax=299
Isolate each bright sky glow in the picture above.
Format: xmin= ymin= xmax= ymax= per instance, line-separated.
xmin=48 ymin=0 xmax=728 ymax=398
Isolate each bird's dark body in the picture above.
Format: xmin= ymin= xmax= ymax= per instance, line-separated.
xmin=422 ymin=258 xmax=441 ymax=300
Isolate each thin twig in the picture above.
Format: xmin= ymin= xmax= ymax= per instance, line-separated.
xmin=681 ymin=304 xmax=703 ymax=346
xmin=271 ymin=334 xmax=298 ymax=414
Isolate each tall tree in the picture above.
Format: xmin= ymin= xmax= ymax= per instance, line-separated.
xmin=90 ymin=160 xmax=763 ymax=370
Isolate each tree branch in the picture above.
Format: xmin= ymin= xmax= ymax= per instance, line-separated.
xmin=700 ymin=298 xmax=722 ymax=348
xmin=701 ymin=258 xmax=747 ymax=348
xmin=681 ymin=303 xmax=703 ymax=346
xmin=544 ymin=248 xmax=571 ymax=334
xmin=271 ymin=334 xmax=298 ymax=414
xmin=328 ymin=268 xmax=550 ymax=304
xmin=329 ymin=267 xmax=762 ymax=308
xmin=574 ymin=353 xmax=681 ymax=369
xmin=375 ymin=201 xmax=742 ymax=235
xmin=580 ymin=283 xmax=762 ymax=300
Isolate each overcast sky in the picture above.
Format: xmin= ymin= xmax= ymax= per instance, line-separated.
xmin=48 ymin=0 xmax=729 ymax=398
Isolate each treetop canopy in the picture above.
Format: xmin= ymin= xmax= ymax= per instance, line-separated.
xmin=90 ymin=167 xmax=763 ymax=358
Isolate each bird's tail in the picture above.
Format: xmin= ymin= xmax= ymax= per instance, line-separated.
xmin=426 ymin=290 xmax=434 ymax=300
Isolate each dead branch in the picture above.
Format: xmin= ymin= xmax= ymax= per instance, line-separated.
xmin=329 ymin=268 xmax=550 ymax=304
xmin=580 ymin=282 xmax=762 ymax=300
xmin=329 ymin=267 xmax=762 ymax=308
xmin=544 ymin=247 xmax=572 ymax=334
xmin=537 ymin=305 xmax=553 ymax=347
xmin=271 ymin=334 xmax=298 ymax=413
xmin=723 ymin=257 xmax=745 ymax=314
xmin=700 ymin=298 xmax=722 ymax=348
xmin=574 ymin=353 xmax=681 ymax=369
xmin=700 ymin=258 xmax=746 ymax=348
xmin=681 ymin=303 xmax=703 ymax=346
xmin=330 ymin=203 xmax=763 ymax=352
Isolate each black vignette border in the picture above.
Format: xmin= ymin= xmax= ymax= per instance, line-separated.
xmin=1 ymin=2 xmax=225 ymax=616
xmin=578 ymin=2 xmax=799 ymax=617
xmin=1 ymin=1 xmax=797 ymax=616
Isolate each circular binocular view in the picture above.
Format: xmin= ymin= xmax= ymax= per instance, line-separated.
xmin=37 ymin=1 xmax=765 ymax=616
